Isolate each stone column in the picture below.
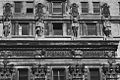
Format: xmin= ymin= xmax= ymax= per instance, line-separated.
xmin=63 ymin=23 xmax=67 ymax=36
xmin=48 ymin=23 xmax=53 ymax=36
xmin=29 ymin=22 xmax=32 ymax=35
xmin=89 ymin=1 xmax=93 ymax=14
xmin=19 ymin=25 xmax=22 ymax=36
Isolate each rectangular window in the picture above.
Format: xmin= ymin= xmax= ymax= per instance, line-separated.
xmin=26 ymin=8 xmax=33 ymax=13
xmin=52 ymin=68 xmax=65 ymax=80
xmin=53 ymin=23 xmax=63 ymax=35
xmin=26 ymin=1 xmax=34 ymax=14
xmin=52 ymin=2 xmax=63 ymax=14
xmin=89 ymin=68 xmax=100 ymax=80
xmin=81 ymin=2 xmax=89 ymax=13
xmin=82 ymin=23 xmax=97 ymax=36
xmin=20 ymin=23 xmax=29 ymax=35
xmin=19 ymin=68 xmax=28 ymax=80
xmin=93 ymin=2 xmax=100 ymax=14
xmin=14 ymin=1 xmax=22 ymax=13
xmin=12 ymin=23 xmax=33 ymax=36
xmin=86 ymin=23 xmax=97 ymax=35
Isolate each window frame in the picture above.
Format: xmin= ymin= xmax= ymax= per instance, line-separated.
xmin=52 ymin=68 xmax=66 ymax=80
xmin=52 ymin=23 xmax=63 ymax=36
xmin=18 ymin=68 xmax=29 ymax=80
xmin=93 ymin=2 xmax=100 ymax=14
xmin=12 ymin=22 xmax=34 ymax=36
xmin=25 ymin=1 xmax=34 ymax=14
xmin=81 ymin=2 xmax=89 ymax=14
xmin=26 ymin=8 xmax=34 ymax=13
xmin=14 ymin=1 xmax=22 ymax=13
xmin=52 ymin=1 xmax=63 ymax=15
xmin=89 ymin=68 xmax=100 ymax=80
xmin=81 ymin=22 xmax=101 ymax=37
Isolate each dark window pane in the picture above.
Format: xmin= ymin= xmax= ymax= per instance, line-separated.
xmin=20 ymin=23 xmax=29 ymax=35
xmin=93 ymin=2 xmax=100 ymax=14
xmin=86 ymin=23 xmax=97 ymax=35
xmin=53 ymin=68 xmax=65 ymax=80
xmin=60 ymin=76 xmax=65 ymax=80
xmin=52 ymin=2 xmax=62 ymax=14
xmin=81 ymin=2 xmax=88 ymax=13
xmin=59 ymin=69 xmax=65 ymax=75
xmin=53 ymin=76 xmax=59 ymax=80
xmin=119 ymin=2 xmax=120 ymax=13
xmin=19 ymin=68 xmax=28 ymax=80
xmin=0 ymin=68 xmax=2 ymax=72
xmin=82 ymin=8 xmax=88 ymax=13
xmin=53 ymin=23 xmax=63 ymax=35
xmin=90 ymin=68 xmax=100 ymax=80
xmin=53 ymin=70 xmax=58 ymax=75
xmin=26 ymin=1 xmax=33 ymax=3
xmin=14 ymin=1 xmax=22 ymax=13
xmin=53 ymin=8 xmax=62 ymax=13
xmin=26 ymin=8 xmax=33 ymax=13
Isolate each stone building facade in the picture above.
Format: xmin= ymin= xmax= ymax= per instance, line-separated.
xmin=0 ymin=0 xmax=120 ymax=80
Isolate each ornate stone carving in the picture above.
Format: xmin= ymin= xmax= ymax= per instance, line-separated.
xmin=3 ymin=21 xmax=11 ymax=37
xmin=35 ymin=20 xmax=44 ymax=37
xmin=69 ymin=3 xmax=79 ymax=38
xmin=70 ymin=3 xmax=79 ymax=17
xmin=31 ymin=64 xmax=47 ymax=80
xmin=34 ymin=49 xmax=46 ymax=58
xmin=71 ymin=49 xmax=83 ymax=57
xmin=102 ymin=20 xmax=111 ymax=37
xmin=101 ymin=3 xmax=112 ymax=38
xmin=35 ymin=3 xmax=45 ymax=20
xmin=3 ymin=3 xmax=12 ymax=20
xmin=72 ymin=18 xmax=79 ymax=37
xmin=68 ymin=64 xmax=85 ymax=79
xmin=101 ymin=3 xmax=110 ymax=18
xmin=3 ymin=3 xmax=12 ymax=37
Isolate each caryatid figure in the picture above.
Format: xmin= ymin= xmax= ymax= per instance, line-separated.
xmin=35 ymin=20 xmax=44 ymax=37
xmin=35 ymin=3 xmax=45 ymax=20
xmin=70 ymin=3 xmax=79 ymax=17
xmin=101 ymin=3 xmax=111 ymax=37
xmin=3 ymin=3 xmax=12 ymax=37
xmin=70 ymin=3 xmax=79 ymax=37
xmin=101 ymin=3 xmax=110 ymax=19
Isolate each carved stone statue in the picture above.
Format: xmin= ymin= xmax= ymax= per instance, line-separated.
xmin=3 ymin=24 xmax=10 ymax=37
xmin=3 ymin=3 xmax=12 ymax=20
xmin=3 ymin=3 xmax=12 ymax=37
xmin=101 ymin=3 xmax=111 ymax=38
xmin=72 ymin=17 xmax=79 ymax=37
xmin=70 ymin=3 xmax=79 ymax=17
xmin=35 ymin=3 xmax=45 ymax=20
xmin=101 ymin=3 xmax=110 ymax=18
xmin=102 ymin=20 xmax=111 ymax=37
xmin=35 ymin=20 xmax=44 ymax=37
xmin=3 ymin=21 xmax=11 ymax=37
